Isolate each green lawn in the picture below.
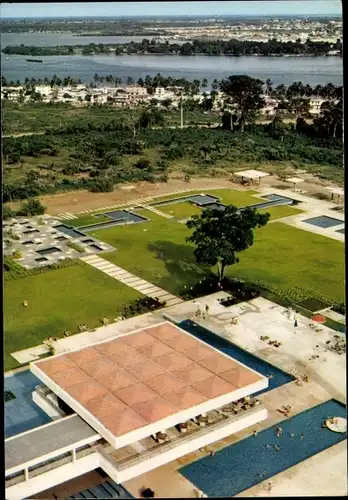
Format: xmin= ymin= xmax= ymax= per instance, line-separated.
xmin=225 ymin=222 xmax=344 ymax=303
xmin=4 ymin=261 xmax=142 ymax=371
xmin=159 ymin=202 xmax=202 ymax=218
xmin=67 ymin=214 xmax=110 ymax=227
xmin=258 ymin=205 xmax=304 ymax=220
xmin=93 ymin=214 xmax=344 ymax=306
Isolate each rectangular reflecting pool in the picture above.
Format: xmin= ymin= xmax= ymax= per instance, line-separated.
xmin=303 ymin=216 xmax=344 ymax=228
xmin=54 ymin=224 xmax=86 ymax=238
xmin=179 ymin=399 xmax=346 ymax=497
xmin=179 ymin=320 xmax=295 ymax=395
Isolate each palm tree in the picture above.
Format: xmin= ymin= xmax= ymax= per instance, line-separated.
xmin=93 ymin=73 xmax=100 ymax=85
xmin=127 ymin=76 xmax=134 ymax=86
xmin=211 ymin=78 xmax=219 ymax=90
xmin=265 ymin=78 xmax=273 ymax=96
xmin=202 ymin=78 xmax=208 ymax=90
xmin=289 ymin=98 xmax=311 ymax=130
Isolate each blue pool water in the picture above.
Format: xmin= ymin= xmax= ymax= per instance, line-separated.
xmin=5 ymin=370 xmax=51 ymax=438
xmin=179 ymin=399 xmax=347 ymax=497
xmin=179 ymin=320 xmax=295 ymax=395
xmin=303 ymin=215 xmax=344 ymax=229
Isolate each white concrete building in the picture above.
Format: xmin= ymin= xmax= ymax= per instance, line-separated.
xmin=5 ymin=321 xmax=268 ymax=499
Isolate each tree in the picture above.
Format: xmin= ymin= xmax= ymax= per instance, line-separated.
xmin=318 ymin=98 xmax=343 ymax=138
xmin=265 ymin=78 xmax=273 ymax=96
xmin=186 ymin=205 xmax=270 ymax=281
xmin=220 ymin=75 xmax=265 ymax=132
xmin=288 ymin=98 xmax=311 ymax=130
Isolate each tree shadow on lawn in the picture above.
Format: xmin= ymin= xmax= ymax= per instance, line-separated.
xmin=148 ymin=240 xmax=214 ymax=294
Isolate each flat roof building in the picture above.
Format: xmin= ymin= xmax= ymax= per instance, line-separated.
xmin=6 ymin=321 xmax=268 ymax=499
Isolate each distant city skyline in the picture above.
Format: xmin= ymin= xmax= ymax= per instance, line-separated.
xmin=0 ymin=1 xmax=342 ymax=19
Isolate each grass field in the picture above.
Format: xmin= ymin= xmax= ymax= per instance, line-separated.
xmin=93 ymin=208 xmax=344 ymax=305
xmin=4 ymin=261 xmax=142 ymax=371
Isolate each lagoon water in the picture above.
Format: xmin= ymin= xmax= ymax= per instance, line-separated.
xmin=1 ymin=33 xmax=343 ymax=87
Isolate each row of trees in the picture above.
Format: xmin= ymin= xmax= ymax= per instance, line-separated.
xmin=2 ymin=37 xmax=342 ymax=57
xmin=2 ymin=74 xmax=341 ymax=101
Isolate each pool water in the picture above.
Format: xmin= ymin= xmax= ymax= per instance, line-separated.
xmin=104 ymin=210 xmax=147 ymax=223
xmin=179 ymin=399 xmax=347 ymax=497
xmin=303 ymin=216 xmax=344 ymax=229
xmin=264 ymin=193 xmax=299 ymax=204
xmin=179 ymin=320 xmax=295 ymax=395
xmin=5 ymin=370 xmax=51 ymax=438
xmin=55 ymin=224 xmax=86 ymax=238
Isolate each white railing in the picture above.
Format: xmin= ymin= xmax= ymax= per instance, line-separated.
xmin=5 ymin=442 xmax=101 ymax=487
xmin=117 ymin=405 xmax=265 ymax=470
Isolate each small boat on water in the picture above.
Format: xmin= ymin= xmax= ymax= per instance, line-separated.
xmin=26 ymin=59 xmax=43 ymax=63
xmin=6 ymin=57 xmax=9 ymax=60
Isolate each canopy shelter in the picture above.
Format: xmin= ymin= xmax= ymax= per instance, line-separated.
xmin=285 ymin=177 xmax=304 ymax=192
xmin=326 ymin=187 xmax=344 ymax=203
xmin=234 ymin=169 xmax=270 ymax=185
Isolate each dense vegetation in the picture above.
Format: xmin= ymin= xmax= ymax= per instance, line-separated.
xmin=2 ymin=74 xmax=342 ymax=202
xmin=2 ymin=121 xmax=343 ymax=202
xmin=2 ymin=37 xmax=342 ymax=57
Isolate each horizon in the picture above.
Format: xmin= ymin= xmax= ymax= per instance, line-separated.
xmin=0 ymin=1 xmax=342 ymax=19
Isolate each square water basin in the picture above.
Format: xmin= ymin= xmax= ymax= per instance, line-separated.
xmin=35 ymin=257 xmax=49 ymax=262
xmin=22 ymin=240 xmax=35 ymax=246
xmin=303 ymin=216 xmax=344 ymax=228
xmin=23 ymin=229 xmax=40 ymax=235
xmin=90 ymin=243 xmax=103 ymax=251
xmin=55 ymin=236 xmax=67 ymax=241
xmin=36 ymin=247 xmax=61 ymax=256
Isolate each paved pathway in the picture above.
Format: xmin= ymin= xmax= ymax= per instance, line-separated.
xmin=80 ymin=254 xmax=183 ymax=307
xmin=56 ymin=212 xmax=77 ymax=220
xmin=137 ymin=203 xmax=174 ymax=219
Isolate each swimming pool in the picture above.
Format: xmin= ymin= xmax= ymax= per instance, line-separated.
xmin=179 ymin=399 xmax=346 ymax=497
xmin=303 ymin=215 xmax=344 ymax=229
xmin=179 ymin=320 xmax=295 ymax=395
xmin=5 ymin=370 xmax=51 ymax=438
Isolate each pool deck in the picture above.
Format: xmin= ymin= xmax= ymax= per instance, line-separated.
xmin=31 ymin=292 xmax=346 ymax=498
xmin=258 ymin=187 xmax=344 ymax=242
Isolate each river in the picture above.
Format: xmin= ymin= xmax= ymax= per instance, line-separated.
xmin=1 ymin=33 xmax=343 ymax=87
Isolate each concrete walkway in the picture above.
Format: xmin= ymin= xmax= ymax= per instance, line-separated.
xmin=138 ymin=203 xmax=174 ymax=219
xmin=56 ymin=212 xmax=77 ymax=220
xmin=80 ymin=254 xmax=183 ymax=307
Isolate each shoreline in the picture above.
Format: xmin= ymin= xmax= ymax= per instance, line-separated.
xmin=2 ymin=51 xmax=342 ymax=58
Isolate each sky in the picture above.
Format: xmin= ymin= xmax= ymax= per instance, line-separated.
xmin=0 ymin=1 xmax=342 ymax=19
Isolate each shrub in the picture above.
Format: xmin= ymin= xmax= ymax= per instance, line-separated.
xmin=17 ymin=198 xmax=46 ymax=216
xmin=67 ymin=241 xmax=85 ymax=253
xmin=12 ymin=249 xmax=22 ymax=259
xmin=3 ymin=205 xmax=14 ymax=220
xmin=121 ymin=297 xmax=166 ymax=318
xmin=90 ymin=178 xmax=114 ymax=192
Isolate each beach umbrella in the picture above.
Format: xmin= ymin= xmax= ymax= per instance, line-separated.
xmin=311 ymin=314 xmax=326 ymax=324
